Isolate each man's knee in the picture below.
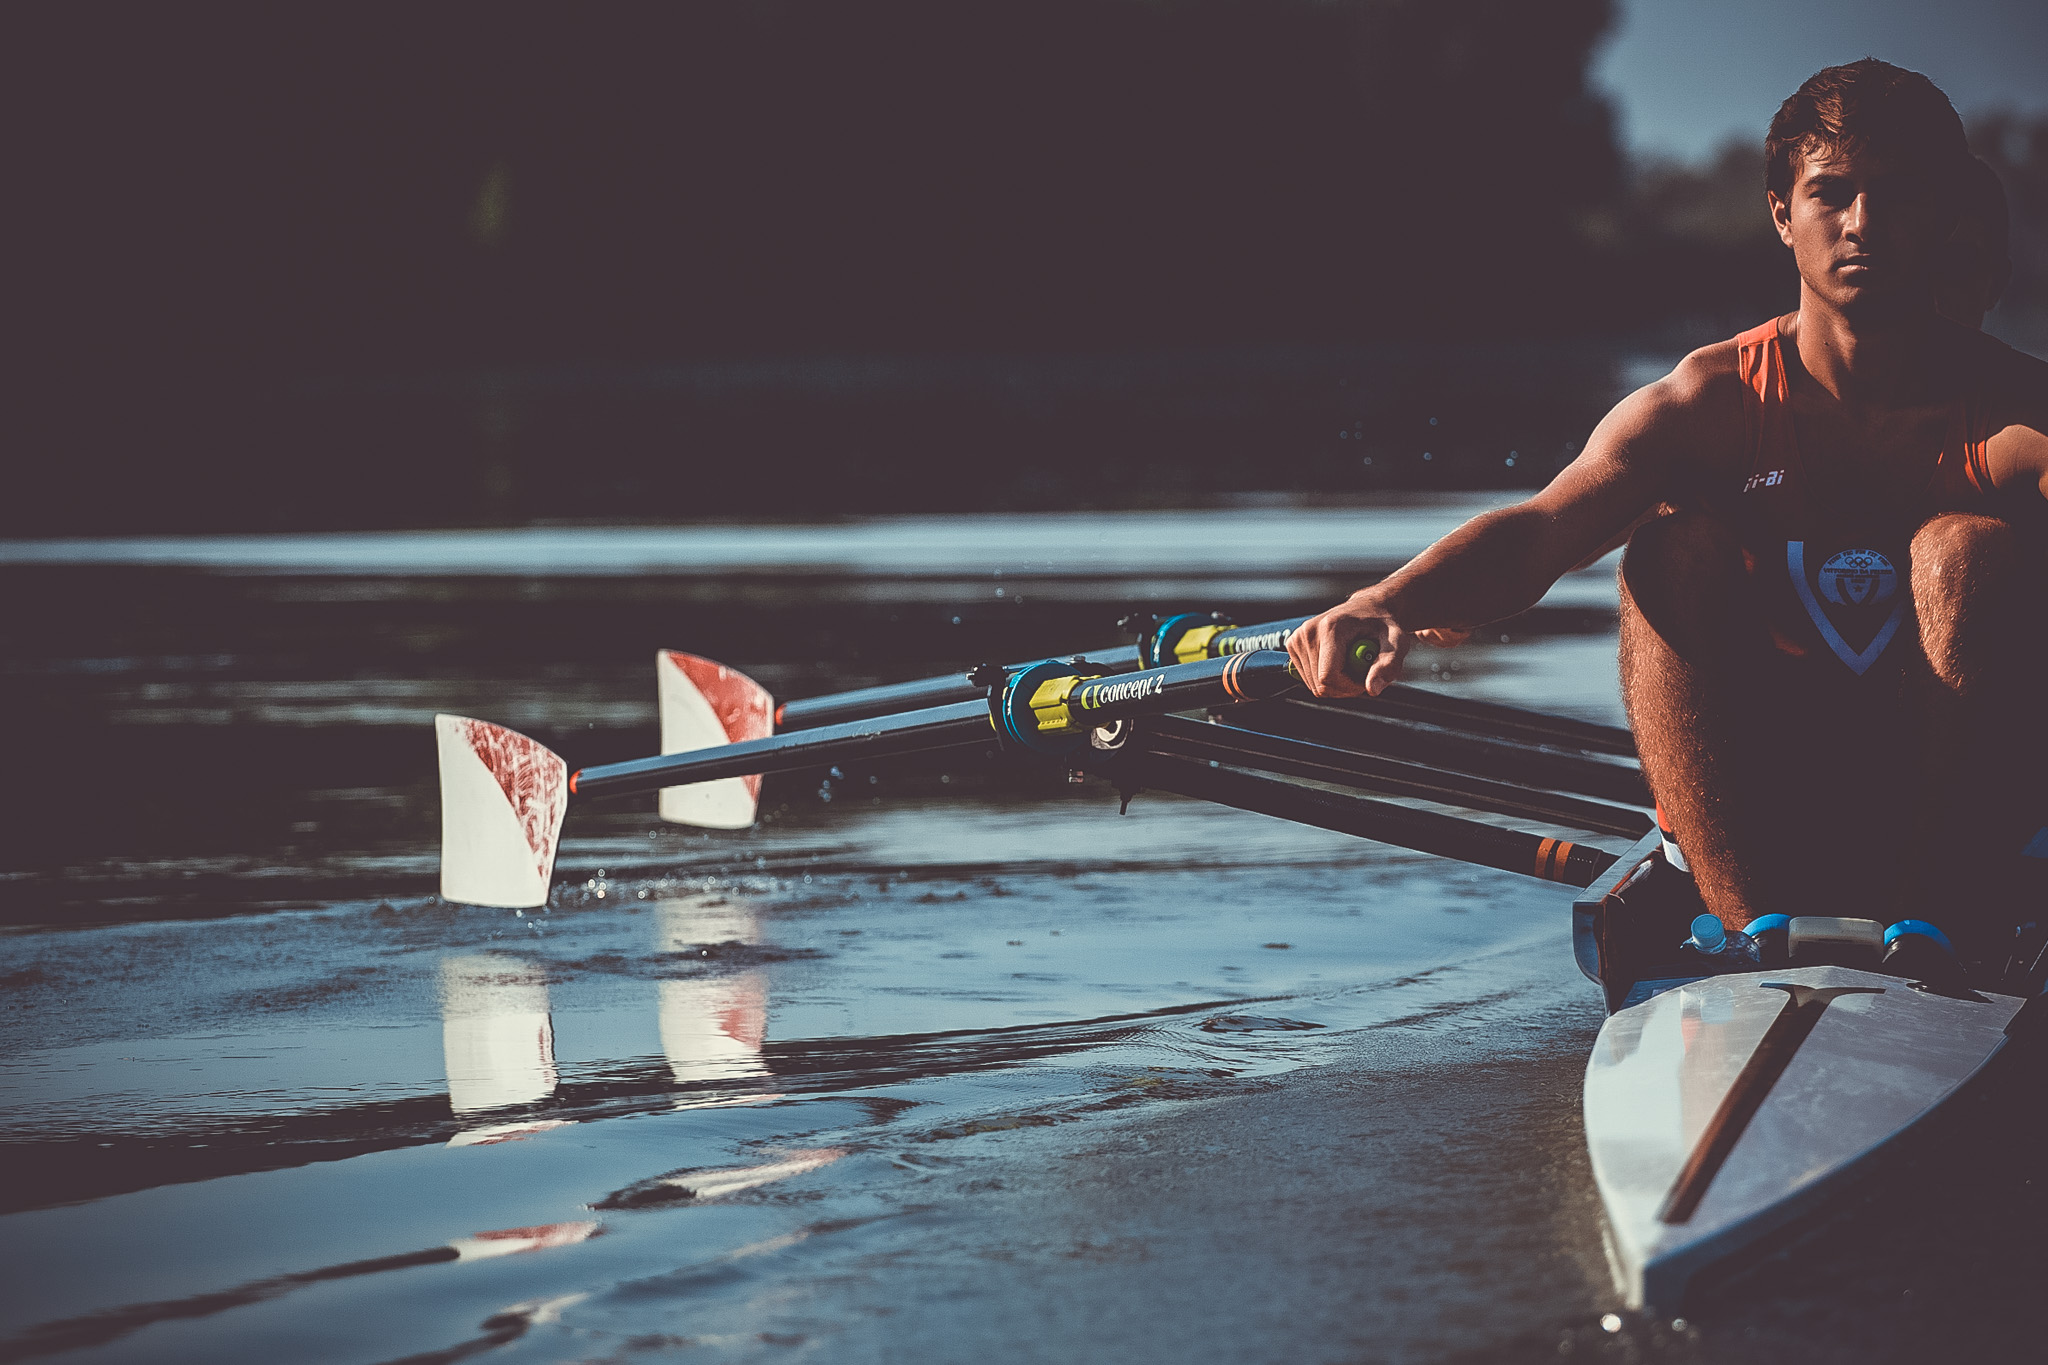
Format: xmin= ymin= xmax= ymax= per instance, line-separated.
xmin=1911 ymin=513 xmax=2015 ymax=603
xmin=1912 ymin=514 xmax=2020 ymax=693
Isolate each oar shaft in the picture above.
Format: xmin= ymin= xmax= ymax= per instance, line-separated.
xmin=1364 ymin=686 xmax=1636 ymax=758
xmin=1142 ymin=716 xmax=1650 ymax=838
xmin=774 ymin=614 xmax=1315 ymax=730
xmin=778 ymin=671 xmax=1067 ymax=728
xmin=570 ymin=700 xmax=994 ymax=799
xmin=1223 ymin=701 xmax=1649 ymax=806
xmin=1127 ymin=752 xmax=1621 ymax=888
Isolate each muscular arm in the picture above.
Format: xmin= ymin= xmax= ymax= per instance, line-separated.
xmin=1290 ymin=350 xmax=1732 ymax=696
xmin=1981 ymin=347 xmax=2048 ymax=504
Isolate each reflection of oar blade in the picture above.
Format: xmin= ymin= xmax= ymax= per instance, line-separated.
xmin=440 ymin=954 xmax=559 ymax=1124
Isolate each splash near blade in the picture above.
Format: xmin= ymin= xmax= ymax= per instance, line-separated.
xmin=656 ymin=651 xmax=775 ymax=829
xmin=436 ymin=715 xmax=568 ymax=908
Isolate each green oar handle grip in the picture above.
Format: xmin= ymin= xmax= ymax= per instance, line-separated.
xmin=1283 ymin=637 xmax=1380 ymax=683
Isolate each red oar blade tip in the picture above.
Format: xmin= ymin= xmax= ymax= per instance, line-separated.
xmin=435 ymin=714 xmax=568 ymax=909
xmin=656 ymin=650 xmax=775 ymax=829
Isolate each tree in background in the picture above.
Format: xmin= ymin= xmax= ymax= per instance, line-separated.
xmin=13 ymin=4 xmax=2042 ymax=531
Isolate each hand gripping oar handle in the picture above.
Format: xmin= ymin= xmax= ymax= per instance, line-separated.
xmin=569 ymin=644 xmax=1375 ymax=799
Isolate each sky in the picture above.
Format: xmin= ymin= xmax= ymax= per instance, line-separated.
xmin=1592 ymin=0 xmax=2048 ymax=164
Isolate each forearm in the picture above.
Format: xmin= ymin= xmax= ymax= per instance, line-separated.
xmin=1365 ymin=504 xmax=1575 ymax=629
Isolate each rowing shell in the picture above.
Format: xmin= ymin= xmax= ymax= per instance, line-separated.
xmin=1584 ymin=965 xmax=2024 ymax=1312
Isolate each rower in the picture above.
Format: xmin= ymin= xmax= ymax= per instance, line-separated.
xmin=1289 ymin=60 xmax=2048 ymax=960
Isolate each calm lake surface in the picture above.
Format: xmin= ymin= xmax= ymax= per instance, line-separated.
xmin=2 ymin=500 xmax=2041 ymax=1363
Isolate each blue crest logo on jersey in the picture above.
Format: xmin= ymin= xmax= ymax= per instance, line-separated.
xmin=1789 ymin=543 xmax=1905 ymax=676
xmin=1817 ymin=548 xmax=1897 ymax=607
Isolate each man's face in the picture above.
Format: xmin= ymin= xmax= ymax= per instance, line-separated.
xmin=1768 ymin=144 xmax=1951 ymax=320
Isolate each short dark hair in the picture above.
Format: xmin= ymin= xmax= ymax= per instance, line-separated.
xmin=1765 ymin=59 xmax=1971 ymax=200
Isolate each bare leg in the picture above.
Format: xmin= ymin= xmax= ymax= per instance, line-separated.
xmin=1913 ymin=513 xmax=2021 ymax=696
xmin=1618 ymin=512 xmax=1792 ymax=925
xmin=1908 ymin=513 xmax=2041 ymax=951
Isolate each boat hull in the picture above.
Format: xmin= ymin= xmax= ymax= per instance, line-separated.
xmin=1584 ymin=965 xmax=2023 ymax=1311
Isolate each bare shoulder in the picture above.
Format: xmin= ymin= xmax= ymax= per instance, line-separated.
xmin=1650 ymin=338 xmax=1744 ymax=414
xmin=1527 ymin=338 xmax=1748 ymax=523
xmin=1590 ymin=338 xmax=1745 ymax=459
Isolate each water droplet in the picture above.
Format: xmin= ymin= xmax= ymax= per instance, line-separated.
xmin=1361 ymin=456 xmax=1372 ymax=465
xmin=951 ymin=616 xmax=961 ymax=625
xmin=1339 ymin=430 xmax=1348 ymax=439
xmin=1422 ymin=451 xmax=1432 ymax=461
xmin=1429 ymin=416 xmax=1438 ymax=425
xmin=1600 ymin=1314 xmax=1622 ymax=1333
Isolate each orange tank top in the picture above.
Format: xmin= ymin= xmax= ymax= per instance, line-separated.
xmin=1722 ymin=318 xmax=1993 ymax=676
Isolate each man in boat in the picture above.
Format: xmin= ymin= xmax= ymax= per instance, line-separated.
xmin=1288 ymin=60 xmax=2048 ymax=954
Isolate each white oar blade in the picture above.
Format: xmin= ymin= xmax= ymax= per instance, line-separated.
xmin=656 ymin=651 xmax=774 ymax=829
xmin=437 ymin=714 xmax=568 ymax=908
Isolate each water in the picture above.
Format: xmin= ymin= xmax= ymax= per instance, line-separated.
xmin=2 ymin=501 xmax=2040 ymax=1362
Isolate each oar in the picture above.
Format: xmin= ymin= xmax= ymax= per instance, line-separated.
xmin=438 ymin=645 xmax=1373 ymax=908
xmin=775 ymin=610 xmax=1637 ymax=763
xmin=1221 ymin=700 xmax=1650 ymax=806
xmin=1140 ymin=715 xmax=1650 ymax=838
xmin=591 ymin=646 xmax=1376 ymax=799
xmin=1349 ymin=687 xmax=1635 ymax=758
xmin=773 ymin=612 xmax=1309 ymax=730
xmin=1118 ymin=748 xmax=1623 ymax=888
